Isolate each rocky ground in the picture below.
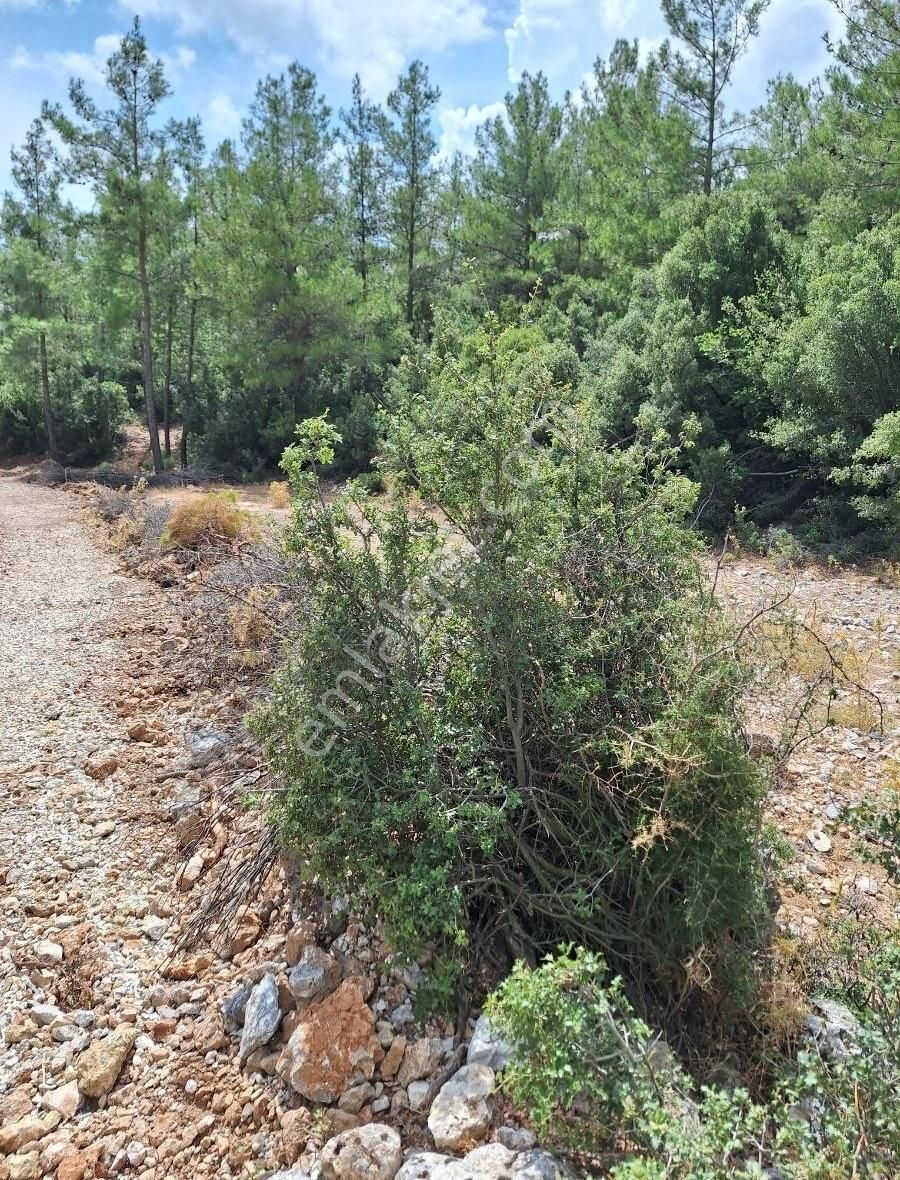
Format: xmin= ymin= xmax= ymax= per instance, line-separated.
xmin=1 ymin=474 xmax=897 ymax=1180
xmin=716 ymin=556 xmax=899 ymax=939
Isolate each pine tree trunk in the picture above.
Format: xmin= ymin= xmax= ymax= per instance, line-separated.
xmin=163 ymin=293 xmax=175 ymax=457
xmin=138 ymin=217 xmax=163 ymax=475
xmin=37 ymin=317 xmax=60 ymax=465
xmin=182 ymin=294 xmax=197 ymax=470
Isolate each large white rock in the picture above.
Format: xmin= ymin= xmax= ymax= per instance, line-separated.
xmin=427 ymin=1064 xmax=495 ymax=1153
xmin=396 ymin=1142 xmax=574 ymax=1180
xmin=320 ymin=1124 xmax=403 ymax=1180
xmin=466 ymin=1015 xmax=513 ymax=1072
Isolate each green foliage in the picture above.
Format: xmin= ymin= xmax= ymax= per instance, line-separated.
xmin=260 ymin=311 xmax=767 ymax=1010
xmin=489 ymin=941 xmax=900 ymax=1178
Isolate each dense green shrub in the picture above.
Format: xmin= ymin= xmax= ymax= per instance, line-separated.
xmin=259 ymin=310 xmax=768 ymax=1011
xmin=0 ymin=375 xmax=127 ymax=463
xmin=488 ymin=941 xmax=900 ymax=1178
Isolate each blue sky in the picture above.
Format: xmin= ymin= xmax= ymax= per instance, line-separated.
xmin=1 ymin=0 xmax=844 ymax=194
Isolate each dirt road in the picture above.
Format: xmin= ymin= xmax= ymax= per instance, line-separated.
xmin=0 ymin=475 xmax=284 ymax=1178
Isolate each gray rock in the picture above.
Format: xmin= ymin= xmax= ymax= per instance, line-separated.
xmin=187 ymin=727 xmax=230 ymax=768
xmin=165 ymin=782 xmax=201 ymax=821
xmin=396 ymin=1154 xmax=457 ymax=1180
xmin=239 ymin=973 xmax=282 ymax=1063
xmin=222 ymin=983 xmax=252 ymax=1030
xmin=30 ymin=1004 xmax=64 ymax=1027
xmin=396 ymin=1144 xmax=521 ymax=1180
xmin=512 ymin=1151 xmax=575 ymax=1179
xmin=496 ymin=1127 xmax=536 ymax=1152
xmin=466 ymin=1015 xmax=513 ymax=1072
xmin=427 ymin=1064 xmax=495 ymax=1153
xmin=287 ymin=946 xmax=342 ymax=1009
xmin=805 ymin=997 xmax=861 ymax=1062
xmin=407 ymin=1080 xmax=431 ymax=1111
xmin=320 ymin=1124 xmax=403 ymax=1180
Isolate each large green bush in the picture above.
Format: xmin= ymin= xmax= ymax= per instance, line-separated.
xmin=259 ymin=310 xmax=768 ymax=1010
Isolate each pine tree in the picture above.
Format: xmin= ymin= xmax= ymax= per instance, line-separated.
xmin=660 ymin=0 xmax=771 ymax=194
xmin=341 ymin=75 xmax=386 ymax=300
xmin=468 ymin=72 xmax=562 ymax=297
xmin=2 ymin=119 xmax=65 ymax=462
xmin=382 ymin=61 xmax=440 ymax=331
xmin=45 ymin=17 xmax=173 ymax=473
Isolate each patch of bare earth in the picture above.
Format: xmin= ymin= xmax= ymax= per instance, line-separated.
xmin=716 ymin=555 xmax=899 ymax=938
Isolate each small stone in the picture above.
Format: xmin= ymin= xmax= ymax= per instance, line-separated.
xmin=222 ymin=983 xmax=252 ymax=1029
xmin=320 ymin=1124 xmax=402 ymax=1180
xmin=397 ymin=1037 xmax=442 ymax=1087
xmin=277 ymin=978 xmax=380 ymax=1104
xmin=285 ymin=921 xmax=318 ymax=966
xmin=187 ymin=728 xmax=230 ymax=768
xmin=40 ymin=1081 xmax=81 ymax=1119
xmin=806 ymin=829 xmax=832 ymax=853
xmin=84 ymin=752 xmax=118 ymax=780
xmin=126 ymin=1141 xmax=147 ymax=1167
xmin=32 ymin=939 xmax=64 ymax=967
xmin=30 ymin=1003 xmax=64 ymax=1026
xmin=380 ymin=1035 xmax=407 ymax=1079
xmin=224 ymin=906 xmax=263 ymax=958
xmin=406 ymin=1081 xmax=430 ymax=1111
xmin=7 ymin=1153 xmax=40 ymax=1180
xmin=56 ymin=1150 xmax=90 ymax=1180
xmin=0 ymin=1112 xmax=61 ymax=1154
xmin=335 ymin=1082 xmax=371 ymax=1114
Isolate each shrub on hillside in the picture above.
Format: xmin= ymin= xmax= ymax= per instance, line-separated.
xmin=259 ymin=311 xmax=769 ymax=1013
xmin=487 ymin=942 xmax=900 ymax=1178
xmin=162 ymin=491 xmax=249 ymax=550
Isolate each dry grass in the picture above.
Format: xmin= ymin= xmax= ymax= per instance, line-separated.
xmin=268 ymin=480 xmax=291 ymax=510
xmin=162 ymin=491 xmax=250 ymax=550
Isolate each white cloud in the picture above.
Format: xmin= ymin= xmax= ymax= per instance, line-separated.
xmin=162 ymin=45 xmax=197 ymax=72
xmin=10 ymin=32 xmax=197 ymax=86
xmin=207 ymin=92 xmax=242 ymax=140
xmin=504 ymin=0 xmax=662 ymax=84
xmin=437 ymin=99 xmax=506 ymax=160
xmin=119 ymin=0 xmax=492 ymax=93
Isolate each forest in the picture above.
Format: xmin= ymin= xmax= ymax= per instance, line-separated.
xmin=0 ymin=0 xmax=898 ymax=554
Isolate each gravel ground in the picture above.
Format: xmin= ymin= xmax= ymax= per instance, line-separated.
xmin=0 ymin=475 xmax=289 ymax=1179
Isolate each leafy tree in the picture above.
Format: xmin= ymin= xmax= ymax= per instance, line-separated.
xmin=581 ymin=188 xmax=791 ymax=527
xmin=660 ymin=0 xmax=772 ymax=193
